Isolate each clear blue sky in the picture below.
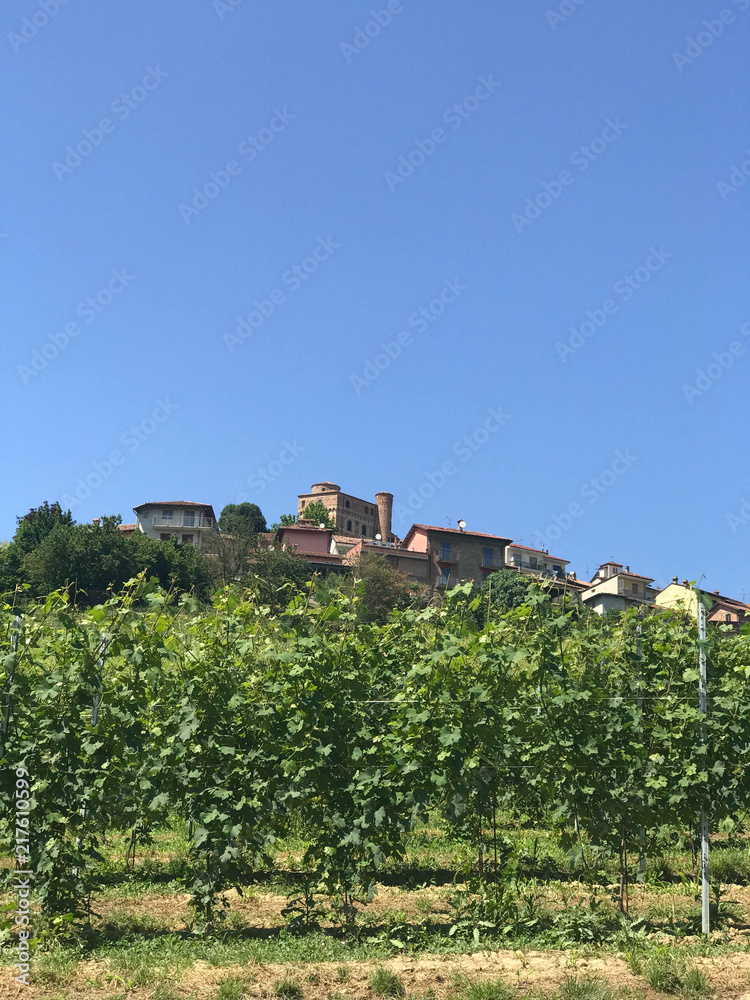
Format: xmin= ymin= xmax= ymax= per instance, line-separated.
xmin=4 ymin=0 xmax=749 ymax=596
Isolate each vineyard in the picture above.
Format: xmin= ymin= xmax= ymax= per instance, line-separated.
xmin=3 ymin=576 xmax=750 ymax=998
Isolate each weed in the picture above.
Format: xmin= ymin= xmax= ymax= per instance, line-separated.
xmin=558 ymin=976 xmax=617 ymax=1000
xmin=450 ymin=975 xmax=513 ymax=1000
xmin=275 ymin=978 xmax=304 ymax=1000
xmin=217 ymin=976 xmax=249 ymax=1000
xmin=336 ymin=966 xmax=351 ymax=982
xmin=370 ymin=967 xmax=405 ymax=997
xmin=34 ymin=946 xmax=77 ymax=986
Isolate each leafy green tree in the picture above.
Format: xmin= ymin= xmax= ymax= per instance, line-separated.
xmin=12 ymin=501 xmax=74 ymax=553
xmin=350 ymin=552 xmax=418 ymax=623
xmin=244 ymin=544 xmax=312 ymax=609
xmin=271 ymin=513 xmax=298 ymax=530
xmin=24 ymin=517 xmax=212 ymax=602
xmin=218 ymin=502 xmax=267 ymax=536
xmin=477 ymin=568 xmax=531 ymax=622
xmin=299 ymin=501 xmax=335 ymax=530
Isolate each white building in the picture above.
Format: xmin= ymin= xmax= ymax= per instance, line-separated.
xmin=132 ymin=501 xmax=218 ymax=550
xmin=506 ymin=543 xmax=570 ymax=579
xmin=581 ymin=561 xmax=657 ymax=615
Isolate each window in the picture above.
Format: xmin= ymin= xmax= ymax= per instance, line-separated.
xmin=529 ymin=556 xmax=537 ymax=568
xmin=347 ymin=519 xmax=352 ymax=531
xmin=345 ymin=500 xmax=350 ymax=508
xmin=440 ymin=542 xmax=451 ymax=561
xmin=483 ymin=547 xmax=493 ymax=564
xmin=364 ymin=506 xmax=368 ymax=513
xmin=553 ymin=564 xmax=562 ymax=574
xmin=726 ymin=613 xmax=732 ymax=622
xmin=301 ymin=500 xmax=306 ymax=508
xmin=361 ymin=525 xmax=367 ymax=536
xmin=183 ymin=511 xmax=195 ymax=526
xmin=161 ymin=509 xmax=173 ymax=520
xmin=440 ymin=566 xmax=451 ymax=585
xmin=632 ymin=583 xmax=639 ymax=594
xmin=160 ymin=533 xmax=171 ymax=541
xmin=182 ymin=534 xmax=194 ymax=544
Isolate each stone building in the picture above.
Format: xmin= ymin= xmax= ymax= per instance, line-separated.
xmin=297 ymin=482 xmax=394 ymax=541
xmin=402 ymin=523 xmax=513 ymax=590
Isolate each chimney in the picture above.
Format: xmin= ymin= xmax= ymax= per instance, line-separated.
xmin=93 ymin=518 xmax=100 ymax=525
xmin=714 ymin=589 xmax=720 ymax=595
xmin=672 ymin=576 xmax=679 ymax=584
xmin=625 ymin=565 xmax=630 ymax=572
xmin=682 ymin=579 xmax=689 ymax=587
xmin=375 ymin=491 xmax=393 ymax=542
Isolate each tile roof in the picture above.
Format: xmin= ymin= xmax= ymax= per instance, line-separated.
xmin=508 ymin=542 xmax=569 ymax=561
xmin=406 ymin=524 xmax=513 ymax=543
xmin=133 ymin=500 xmax=215 ymax=511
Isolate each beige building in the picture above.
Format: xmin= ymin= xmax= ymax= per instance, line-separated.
xmin=506 ymin=543 xmax=570 ymax=579
xmin=655 ymin=578 xmax=748 ymax=628
xmin=581 ymin=561 xmax=657 ymax=615
xmin=297 ymin=482 xmax=394 ymax=541
xmin=132 ymin=501 xmax=219 ymax=550
xmin=402 ymin=523 xmax=512 ymax=590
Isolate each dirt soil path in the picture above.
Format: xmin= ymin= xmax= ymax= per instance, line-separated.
xmin=3 ymin=949 xmax=750 ymax=1000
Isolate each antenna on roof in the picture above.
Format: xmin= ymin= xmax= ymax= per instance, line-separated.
xmin=445 ymin=516 xmax=451 ymax=527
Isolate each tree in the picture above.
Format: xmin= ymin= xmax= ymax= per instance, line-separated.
xmin=477 ymin=568 xmax=531 ymax=622
xmin=350 ymin=552 xmax=417 ymax=623
xmin=244 ymin=544 xmax=313 ymax=609
xmin=299 ymin=501 xmax=335 ymax=530
xmin=13 ymin=501 xmax=74 ymax=553
xmin=218 ymin=503 xmax=267 ymax=536
xmin=24 ymin=516 xmax=213 ymax=603
xmin=271 ymin=513 xmax=298 ymax=530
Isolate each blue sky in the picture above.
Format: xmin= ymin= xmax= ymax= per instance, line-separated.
xmin=3 ymin=0 xmax=749 ymax=596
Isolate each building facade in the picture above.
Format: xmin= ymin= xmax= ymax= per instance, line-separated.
xmin=581 ymin=561 xmax=657 ymax=615
xmin=402 ymin=523 xmax=512 ymax=589
xmin=132 ymin=501 xmax=218 ymax=550
xmin=297 ymin=482 xmax=394 ymax=541
xmin=505 ymin=543 xmax=570 ymax=579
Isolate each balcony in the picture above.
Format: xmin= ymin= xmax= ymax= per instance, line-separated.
xmin=152 ymin=515 xmax=213 ymax=529
xmin=437 ymin=548 xmax=460 ymax=564
xmin=481 ymin=554 xmax=503 ymax=569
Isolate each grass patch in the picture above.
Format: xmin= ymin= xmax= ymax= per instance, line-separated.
xmin=557 ymin=977 xmax=617 ymax=1000
xmin=450 ymin=975 xmax=513 ymax=1000
xmin=369 ymin=967 xmax=405 ymax=997
xmin=274 ymin=978 xmax=304 ymax=1000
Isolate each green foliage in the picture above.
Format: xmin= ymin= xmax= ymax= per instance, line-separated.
xmin=13 ymin=501 xmax=74 ymax=553
xmin=299 ymin=501 xmax=335 ymax=530
xmin=218 ymin=503 xmax=267 ymax=536
xmin=368 ymin=967 xmax=405 ymax=997
xmin=243 ymin=544 xmax=312 ymax=609
xmin=274 ymin=979 xmax=304 ymax=1000
xmin=449 ymin=977 xmax=513 ymax=1000
xmin=351 ymin=553 xmax=418 ymax=623
xmin=3 ymin=583 xmax=750 ymax=946
xmin=272 ymin=514 xmax=298 ymax=529
xmin=477 ymin=569 xmax=531 ymax=622
xmin=556 ymin=977 xmax=617 ymax=1000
